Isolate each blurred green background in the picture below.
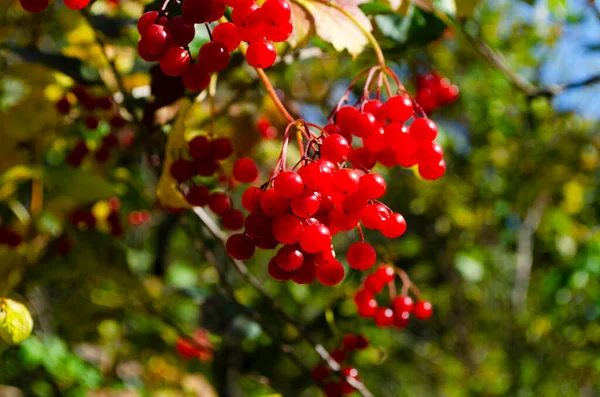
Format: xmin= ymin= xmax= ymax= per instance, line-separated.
xmin=1 ymin=0 xmax=599 ymax=396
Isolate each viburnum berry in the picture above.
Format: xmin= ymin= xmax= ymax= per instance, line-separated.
xmin=84 ymin=115 xmax=99 ymax=130
xmin=63 ymin=0 xmax=91 ymax=10
xmin=55 ymin=97 xmax=71 ymax=114
xmin=362 ymin=127 xmax=386 ymax=152
xmin=392 ymin=296 xmax=414 ymax=314
xmin=275 ymin=244 xmax=304 ymax=271
xmin=414 ymin=301 xmax=433 ymax=319
xmin=299 ymin=223 xmax=331 ymax=253
xmin=232 ymin=4 xmax=262 ymax=27
xmin=261 ymin=0 xmax=291 ymax=25
xmin=418 ymin=159 xmax=446 ymax=180
xmin=160 ymin=47 xmax=191 ymax=76
xmin=188 ymin=136 xmax=211 ymax=159
xmin=182 ymin=65 xmax=211 ymax=92
xmin=361 ymin=203 xmax=389 ymax=230
xmin=226 ymin=233 xmax=255 ymax=260
xmin=212 ymin=22 xmax=241 ymax=52
xmin=364 ymin=99 xmax=386 ymax=123
xmin=357 ymin=173 xmax=386 ymax=199
xmin=138 ymin=42 xmax=163 ymax=62
xmin=395 ymin=132 xmax=419 ymax=167
xmin=221 ymin=209 xmax=245 ymax=230
xmin=186 ymin=185 xmax=210 ymax=206
xmin=260 ymin=188 xmax=289 ymax=216
xmin=409 ymin=118 xmax=438 ymax=141
xmin=394 ymin=310 xmax=410 ymax=328
xmin=242 ymin=187 xmax=262 ymax=212
xmin=291 ymin=189 xmax=321 ymax=218
xmin=348 ymin=147 xmax=377 ymax=170
xmin=416 ymin=141 xmax=444 ymax=163
xmin=340 ymin=367 xmax=359 ymax=394
xmin=346 ymin=242 xmax=376 ymax=271
xmin=272 ymin=214 xmax=303 ymax=244
xmin=316 ymin=260 xmax=345 ymax=286
xmin=331 ymin=169 xmax=360 ymax=195
xmin=233 ymin=158 xmax=259 ymax=183
xmin=374 ymin=307 xmax=394 ymax=327
xmin=273 ymin=171 xmax=304 ymax=199
xmin=19 ymin=0 xmax=49 ymax=12
xmin=321 ymin=134 xmax=350 ymax=163
xmin=94 ymin=146 xmax=111 ymax=163
xmin=211 ymin=137 xmax=233 ymax=160
xmin=170 ymin=159 xmax=195 ymax=183
xmin=244 ymin=212 xmax=272 ymax=239
xmin=246 ymin=40 xmax=277 ymax=69
xmin=166 ymin=16 xmax=195 ymax=47
xmin=198 ymin=41 xmax=231 ymax=73
xmin=208 ymin=192 xmax=231 ymax=215
xmin=194 ymin=156 xmax=218 ymax=176
xmin=141 ymin=24 xmax=172 ymax=55
xmin=137 ymin=11 xmax=159 ymax=35
xmin=356 ymin=294 xmax=377 ymax=317
xmin=385 ymin=94 xmax=414 ymax=123
xmin=268 ymin=257 xmax=296 ymax=281
xmin=264 ymin=22 xmax=293 ymax=43
xmin=380 ymin=212 xmax=407 ymax=238
xmin=291 ymin=260 xmax=317 ymax=284
xmin=311 ymin=364 xmax=330 ymax=382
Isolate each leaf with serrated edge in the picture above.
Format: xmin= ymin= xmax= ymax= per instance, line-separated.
xmin=293 ymin=0 xmax=372 ymax=58
xmin=156 ymin=99 xmax=193 ymax=210
xmin=288 ymin=2 xmax=314 ymax=48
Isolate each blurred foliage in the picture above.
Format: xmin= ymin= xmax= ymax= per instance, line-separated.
xmin=1 ymin=0 xmax=600 ymax=396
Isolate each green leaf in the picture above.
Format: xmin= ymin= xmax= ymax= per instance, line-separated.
xmin=45 ymin=167 xmax=118 ymax=202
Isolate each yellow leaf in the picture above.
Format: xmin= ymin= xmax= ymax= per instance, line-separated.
xmin=292 ymin=0 xmax=372 ymax=58
xmin=156 ymin=100 xmax=193 ymax=210
xmin=0 ymin=298 xmax=34 ymax=348
xmin=288 ymin=2 xmax=315 ymax=48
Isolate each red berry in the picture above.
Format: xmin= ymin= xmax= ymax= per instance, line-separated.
xmin=374 ymin=307 xmax=394 ymax=327
xmin=380 ymin=212 xmax=407 ymax=238
xmin=226 ymin=233 xmax=256 ymax=260
xmin=208 ymin=192 xmax=231 ymax=215
xmin=186 ymin=185 xmax=210 ymax=206
xmin=259 ymin=188 xmax=290 ymax=217
xmin=233 ymin=158 xmax=259 ymax=183
xmin=394 ymin=310 xmax=410 ymax=328
xmin=246 ymin=40 xmax=277 ymax=69
xmin=376 ymin=148 xmax=398 ymax=167
xmin=138 ymin=41 xmax=163 ymax=62
xmin=276 ymin=244 xmax=304 ymax=271
xmin=271 ymin=214 xmax=303 ymax=244
xmin=321 ymin=134 xmax=350 ymax=163
xmin=261 ymin=0 xmax=291 ymax=25
xmin=84 ymin=115 xmax=99 ymax=130
xmin=363 ymin=274 xmax=385 ymax=295
xmin=56 ymin=97 xmax=71 ymax=114
xmin=392 ymin=296 xmax=414 ymax=314
xmin=170 ymin=159 xmax=195 ymax=182
xmin=348 ymin=147 xmax=377 ymax=170
xmin=311 ymin=364 xmax=330 ymax=382
xmin=354 ymin=112 xmax=377 ymax=138
xmin=244 ymin=212 xmax=273 ymax=239
xmin=232 ymin=3 xmax=262 ymax=27
xmin=414 ymin=301 xmax=433 ymax=319
xmin=298 ymin=160 xmax=333 ymax=192
xmin=221 ymin=209 xmax=245 ymax=230
xmin=194 ymin=156 xmax=218 ymax=176
xmin=385 ymin=94 xmax=413 ymax=122
xmin=417 ymin=141 xmax=444 ymax=163
xmin=137 ymin=11 xmax=159 ymax=35
xmin=357 ymin=173 xmax=386 ymax=199
xmin=198 ymin=41 xmax=231 ymax=72
xmin=362 ymin=127 xmax=386 ymax=153
xmin=268 ymin=257 xmax=296 ymax=281
xmin=160 ymin=47 xmax=191 ymax=76
xmin=418 ymin=159 xmax=446 ymax=180
xmin=342 ymin=334 xmax=358 ymax=351
xmin=292 ymin=260 xmax=317 ymax=284
xmin=166 ymin=16 xmax=196 ymax=46
xmin=364 ymin=99 xmax=386 ymax=123
xmin=211 ymin=137 xmax=233 ymax=160
xmin=19 ymin=0 xmax=49 ymax=12
xmin=242 ymin=187 xmax=262 ymax=212
xmin=141 ymin=24 xmax=172 ymax=55
xmin=182 ymin=0 xmax=225 ymax=23
xmin=212 ymin=22 xmax=242 ymax=52
xmin=182 ymin=64 xmax=211 ymax=92
xmin=317 ymin=260 xmax=345 ymax=286
xmin=189 ymin=136 xmax=211 ymax=159
xmin=323 ymin=382 xmax=343 ymax=397
xmin=375 ymin=265 xmax=396 ymax=284
xmin=63 ymin=0 xmax=90 ymax=10
xmin=361 ymin=203 xmax=389 ymax=230
xmin=299 ymin=223 xmax=331 ymax=254
xmin=410 ymin=118 xmax=438 ymax=141
xmin=346 ymin=242 xmax=376 ymax=271
xmin=264 ymin=22 xmax=293 ymax=42
xmin=94 ymin=146 xmax=110 ymax=163
xmin=355 ymin=335 xmax=369 ymax=349
xmin=357 ymin=296 xmax=377 ymax=317
xmin=331 ymin=169 xmax=360 ymax=195
xmin=291 ymin=189 xmax=321 ymax=218
xmin=273 ymin=171 xmax=304 ymax=199
xmin=394 ymin=133 xmax=419 ymax=167
xmin=340 ymin=367 xmax=359 ymax=394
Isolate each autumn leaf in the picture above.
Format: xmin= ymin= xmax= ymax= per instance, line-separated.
xmin=0 ymin=298 xmax=34 ymax=351
xmin=156 ymin=99 xmax=193 ymax=210
xmin=291 ymin=0 xmax=372 ymax=58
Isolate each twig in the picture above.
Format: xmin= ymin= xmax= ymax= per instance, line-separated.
xmin=511 ymin=192 xmax=549 ymax=311
xmin=191 ymin=207 xmax=375 ymax=397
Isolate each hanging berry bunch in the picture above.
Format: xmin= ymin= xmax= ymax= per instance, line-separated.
xmin=353 ymin=265 xmax=433 ymax=328
xmin=137 ymin=0 xmax=293 ymax=92
xmin=0 ymin=228 xmax=23 ymax=249
xmin=311 ymin=334 xmax=370 ymax=397
xmin=225 ymin=65 xmax=446 ymax=288
xmin=414 ymin=71 xmax=460 ymax=113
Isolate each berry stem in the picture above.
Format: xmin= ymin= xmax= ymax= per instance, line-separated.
xmin=313 ymin=0 xmax=386 ymax=66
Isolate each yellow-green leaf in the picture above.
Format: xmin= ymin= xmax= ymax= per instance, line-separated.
xmin=455 ymin=0 xmax=479 ymax=17
xmin=156 ymin=99 xmax=193 ymax=210
xmin=0 ymin=298 xmax=34 ymax=349
xmin=292 ymin=0 xmax=372 ymax=58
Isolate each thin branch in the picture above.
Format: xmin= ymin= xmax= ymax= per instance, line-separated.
xmin=191 ymin=207 xmax=375 ymax=397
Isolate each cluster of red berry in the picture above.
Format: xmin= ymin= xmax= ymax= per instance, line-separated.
xmin=137 ymin=0 xmax=292 ymax=92
xmin=175 ymin=329 xmax=214 ymax=362
xmin=354 ymin=265 xmax=432 ymax=328
xmin=19 ymin=0 xmax=90 ymax=13
xmin=66 ymin=134 xmax=119 ymax=167
xmin=169 ymin=135 xmax=249 ymax=231
xmin=56 ymin=86 xmax=128 ymax=132
xmin=414 ymin=72 xmax=459 ymax=113
xmin=311 ymin=334 xmax=369 ymax=397
xmin=0 ymin=227 xmax=23 ymax=249
xmin=336 ymin=93 xmax=446 ymax=181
